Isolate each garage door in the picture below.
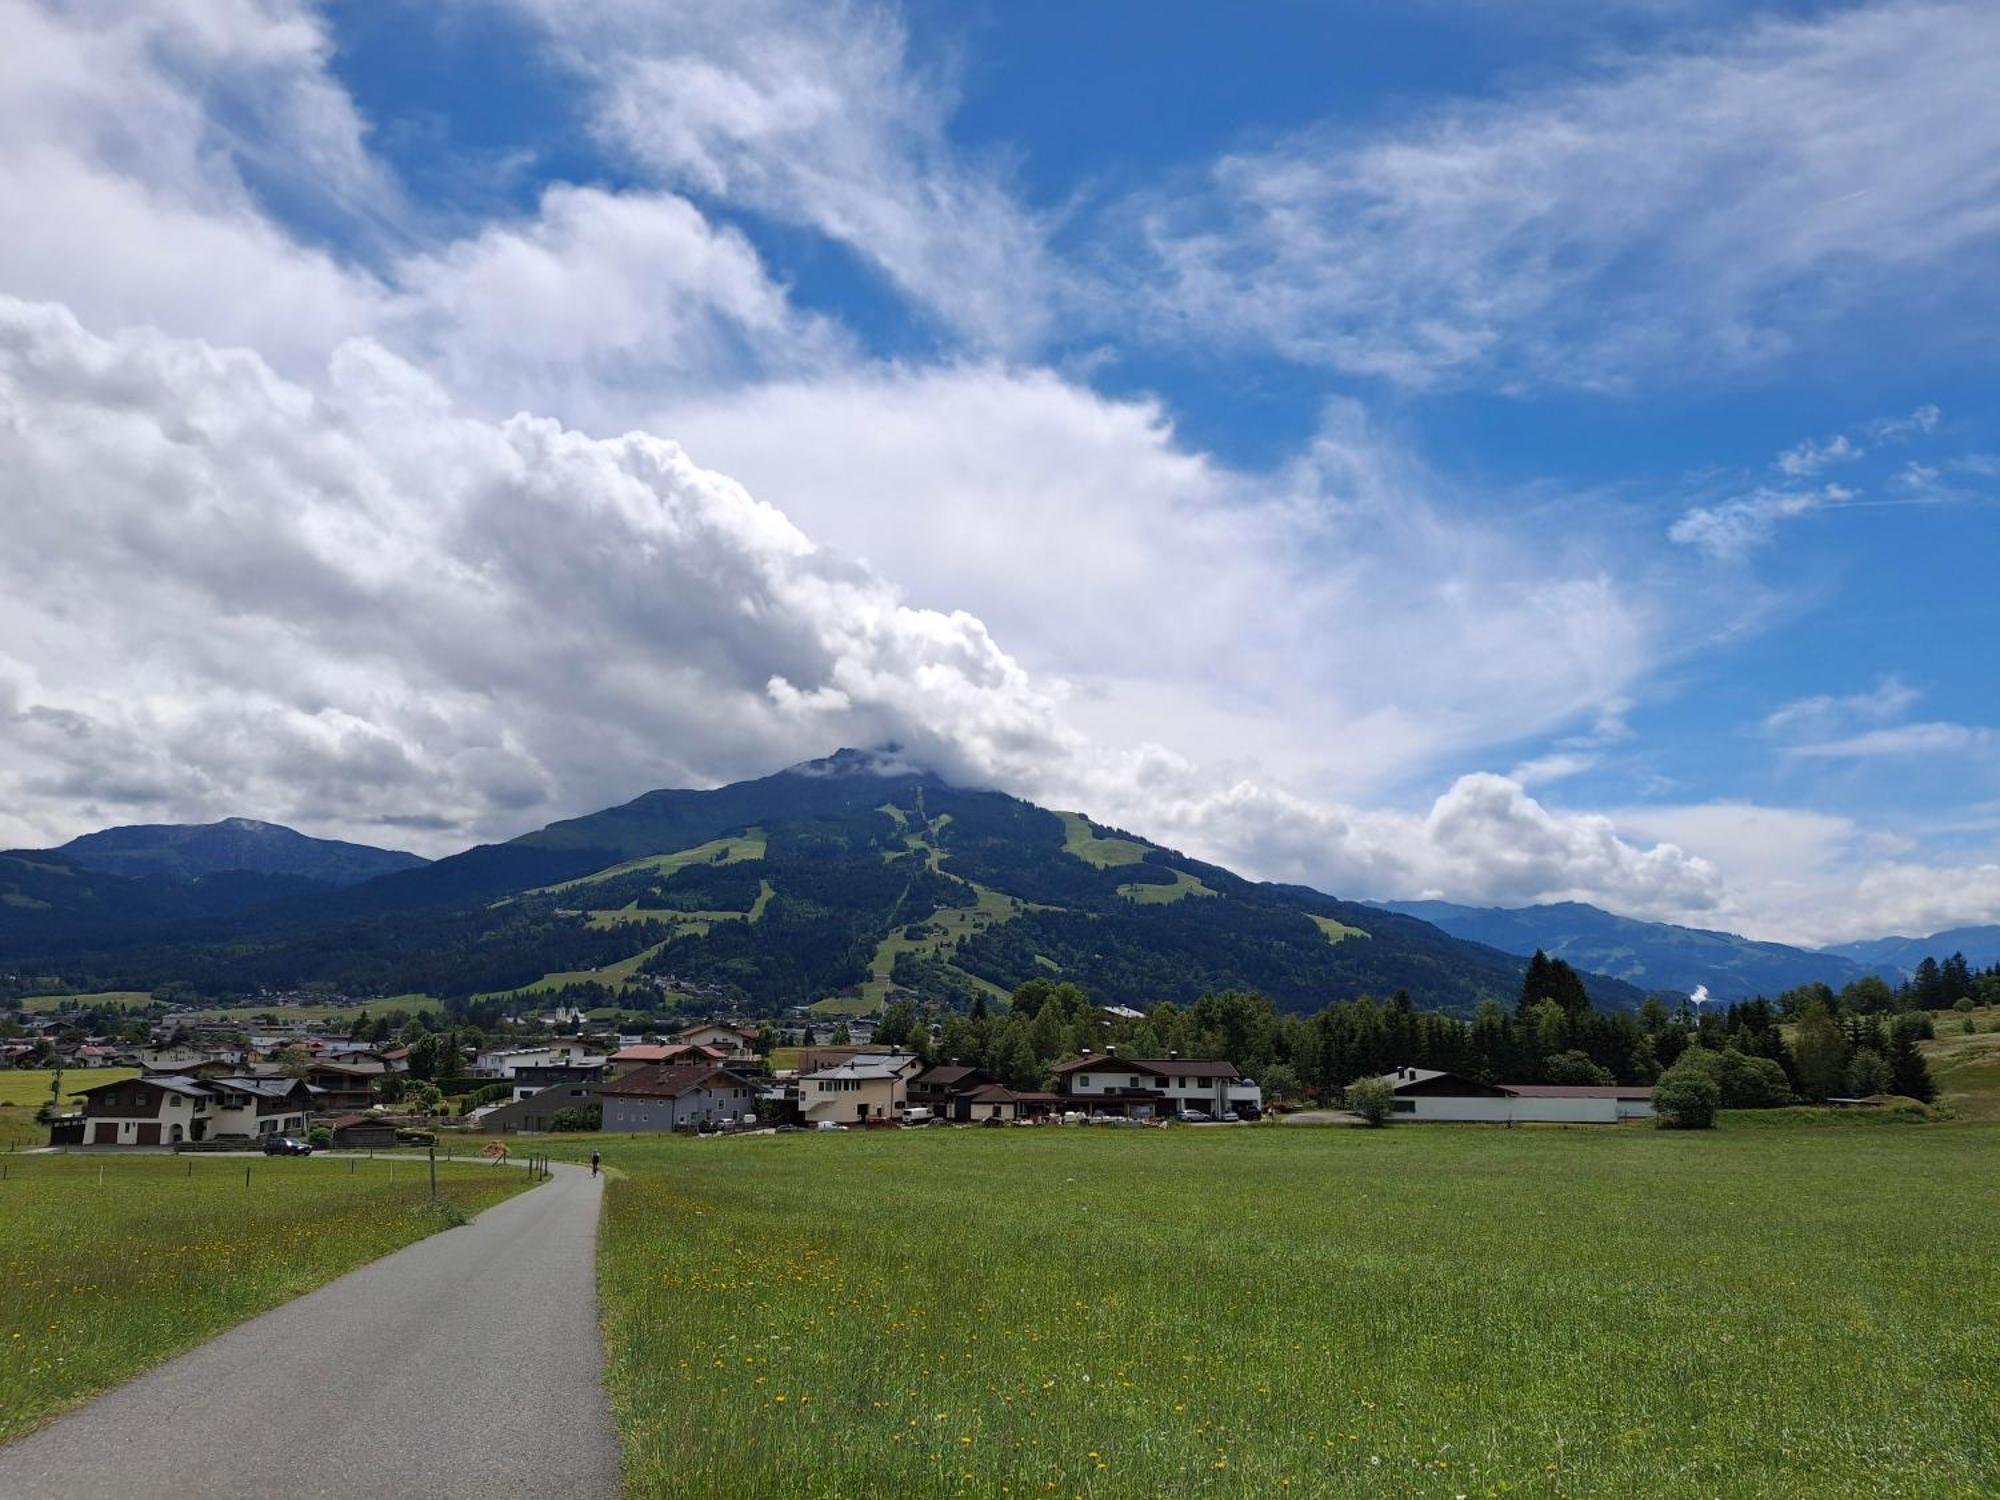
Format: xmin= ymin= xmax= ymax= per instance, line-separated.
xmin=93 ymin=1122 xmax=117 ymax=1144
xmin=136 ymin=1123 xmax=161 ymax=1145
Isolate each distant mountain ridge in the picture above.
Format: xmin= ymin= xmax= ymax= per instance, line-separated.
xmin=1822 ymin=925 xmax=2000 ymax=977
xmin=1372 ymin=898 xmax=1993 ymax=998
xmin=3 ymin=750 xmax=1647 ymax=1017
xmin=55 ymin=818 xmax=428 ymax=886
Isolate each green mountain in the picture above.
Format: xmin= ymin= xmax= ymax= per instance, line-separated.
xmin=56 ymin=818 xmax=426 ymax=885
xmin=1822 ymin=925 xmax=2000 ymax=980
xmin=1376 ymin=898 xmax=1873 ymax=999
xmin=4 ymin=750 xmax=1649 ymax=1017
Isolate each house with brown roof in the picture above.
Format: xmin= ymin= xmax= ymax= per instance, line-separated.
xmin=601 ymin=1064 xmax=760 ymax=1132
xmin=674 ymin=1022 xmax=760 ymax=1063
xmin=1052 ymin=1050 xmax=1261 ymax=1119
xmin=1371 ymin=1067 xmax=1655 ymax=1123
xmin=608 ymin=1042 xmax=724 ymax=1079
xmin=68 ymin=1074 xmax=314 ymax=1145
xmin=907 ymin=1064 xmax=995 ymax=1119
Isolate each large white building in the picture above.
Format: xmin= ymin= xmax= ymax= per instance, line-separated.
xmin=797 ymin=1052 xmax=923 ymax=1125
xmin=1371 ymin=1067 xmax=1655 ymax=1123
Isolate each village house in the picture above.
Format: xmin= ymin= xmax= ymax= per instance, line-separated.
xmin=473 ymin=1043 xmax=606 ymax=1079
xmin=673 ymin=1023 xmax=761 ymax=1063
xmin=1052 ymin=1050 xmax=1262 ymax=1120
xmin=68 ymin=1074 xmax=314 ymax=1146
xmin=478 ymin=1080 xmax=606 ymax=1134
xmin=600 ymin=1064 xmax=760 ymax=1132
xmin=607 ymin=1042 xmax=724 ymax=1078
xmin=1370 ymin=1067 xmax=1656 ymax=1123
xmin=797 ymin=1052 xmax=923 ymax=1125
xmin=295 ymin=1060 xmax=386 ymax=1112
xmin=907 ymin=1064 xmax=994 ymax=1118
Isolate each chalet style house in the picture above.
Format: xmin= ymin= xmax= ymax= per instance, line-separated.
xmin=600 ymin=1064 xmax=760 ymax=1132
xmin=674 ymin=1022 xmax=761 ymax=1063
xmin=72 ymin=1074 xmax=316 ymax=1146
xmin=1052 ymin=1050 xmax=1262 ymax=1119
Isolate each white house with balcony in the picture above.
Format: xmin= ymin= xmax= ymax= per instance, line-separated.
xmin=1051 ymin=1050 xmax=1260 ymax=1119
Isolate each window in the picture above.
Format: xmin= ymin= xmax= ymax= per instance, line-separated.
xmin=1077 ymin=1075 xmax=1090 ymax=1087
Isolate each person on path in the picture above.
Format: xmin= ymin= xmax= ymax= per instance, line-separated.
xmin=590 ymin=1150 xmax=601 ymax=1178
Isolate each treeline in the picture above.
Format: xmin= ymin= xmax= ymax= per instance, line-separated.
xmin=1775 ymin=952 xmax=2000 ymax=1017
xmin=872 ymin=951 xmax=1936 ymax=1108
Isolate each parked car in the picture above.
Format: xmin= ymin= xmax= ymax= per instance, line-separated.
xmin=261 ymin=1135 xmax=312 ymax=1156
xmin=1233 ymin=1103 xmax=1263 ymax=1122
xmin=1176 ymin=1108 xmax=1211 ymax=1124
xmin=904 ymin=1107 xmax=934 ymax=1125
xmin=814 ymin=1120 xmax=846 ymax=1132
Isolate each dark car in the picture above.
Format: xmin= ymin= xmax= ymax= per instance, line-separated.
xmin=262 ymin=1135 xmax=312 ymax=1156
xmin=1233 ymin=1103 xmax=1263 ymax=1122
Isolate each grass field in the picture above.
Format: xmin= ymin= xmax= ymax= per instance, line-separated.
xmin=1118 ymin=869 xmax=1216 ymax=904
xmin=17 ymin=991 xmax=153 ymax=1013
xmin=1057 ymin=810 xmax=1151 ymax=868
xmin=565 ymin=1122 xmax=1999 ymax=1500
xmin=1923 ymin=1006 xmax=2000 ymax=1122
xmin=0 ymin=1070 xmax=139 ymax=1150
xmin=1308 ymin=913 xmax=1369 ymax=944
xmin=529 ymin=831 xmax=767 ymax=898
xmin=0 ymin=1153 xmax=534 ymax=1441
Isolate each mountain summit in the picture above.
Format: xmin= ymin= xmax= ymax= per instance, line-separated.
xmin=3 ymin=753 xmax=1645 ymax=1016
xmin=55 ymin=818 xmax=428 ymax=886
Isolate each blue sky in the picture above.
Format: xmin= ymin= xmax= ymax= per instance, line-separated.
xmin=0 ymin=0 xmax=1995 ymax=945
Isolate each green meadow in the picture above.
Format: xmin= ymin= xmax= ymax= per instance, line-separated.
xmin=567 ymin=1122 xmax=1999 ymax=1500
xmin=0 ymin=1153 xmax=533 ymax=1441
xmin=0 ymin=1070 xmax=139 ymax=1151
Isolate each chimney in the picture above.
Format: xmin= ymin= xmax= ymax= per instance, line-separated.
xmin=1168 ymin=1049 xmax=1179 ymax=1060
xmin=1080 ymin=1047 xmax=1093 ymax=1058
xmin=1105 ymin=1043 xmax=1117 ymax=1058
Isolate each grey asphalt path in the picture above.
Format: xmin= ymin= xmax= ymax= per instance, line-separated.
xmin=0 ymin=1162 xmax=620 ymax=1500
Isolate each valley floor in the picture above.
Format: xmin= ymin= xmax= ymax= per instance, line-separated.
xmin=558 ymin=1121 xmax=1998 ymax=1499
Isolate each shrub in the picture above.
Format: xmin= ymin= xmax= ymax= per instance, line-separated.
xmin=1653 ymin=1070 xmax=1720 ymax=1130
xmin=307 ymin=1125 xmax=333 ymax=1149
xmin=1344 ymin=1077 xmax=1397 ymax=1127
xmin=1846 ymin=1048 xmax=1892 ymax=1097
xmin=1544 ymin=1050 xmax=1614 ymax=1086
xmin=551 ymin=1105 xmax=603 ymax=1132
xmin=1953 ymin=997 xmax=1975 ymax=1014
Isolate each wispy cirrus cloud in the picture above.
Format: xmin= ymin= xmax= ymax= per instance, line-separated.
xmin=1113 ymin=1 xmax=2000 ymax=390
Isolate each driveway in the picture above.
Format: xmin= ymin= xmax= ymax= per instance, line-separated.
xmin=0 ymin=1162 xmax=621 ymax=1499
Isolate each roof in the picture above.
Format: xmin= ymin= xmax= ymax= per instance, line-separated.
xmin=612 ymin=1043 xmax=723 ymax=1064
xmin=912 ymin=1065 xmax=986 ymax=1089
xmin=601 ymin=1064 xmax=753 ymax=1099
xmin=209 ymin=1076 xmax=308 ymax=1100
xmin=1051 ymin=1055 xmax=1241 ymax=1080
xmin=325 ymin=1113 xmax=378 ymax=1129
xmin=961 ymin=1084 xmax=1020 ymax=1103
xmin=676 ymin=1022 xmax=758 ymax=1041
xmin=801 ymin=1052 xmax=921 ymax=1082
xmin=1501 ymin=1084 xmax=1656 ymax=1100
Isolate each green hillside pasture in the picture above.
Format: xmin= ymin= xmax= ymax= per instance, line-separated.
xmin=18 ymin=992 xmax=154 ymax=1014
xmin=585 ymin=878 xmax=776 ymax=931
xmin=529 ymin=831 xmax=767 ymax=898
xmin=1926 ymin=1010 xmax=2000 ymax=1122
xmin=0 ymin=1154 xmax=533 ymax=1440
xmin=1056 ymin=810 xmax=1151 ymax=868
xmin=857 ymin=882 xmax=1031 ymax=1008
xmin=1308 ymin=913 xmax=1370 ymax=944
xmin=585 ymin=1124 xmax=2000 ymax=1500
xmin=500 ymin=939 xmax=674 ymax=999
xmin=1117 ymin=869 xmax=1216 ymax=904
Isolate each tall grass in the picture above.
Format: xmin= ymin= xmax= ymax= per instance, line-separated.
xmin=0 ymin=1154 xmax=532 ymax=1440
xmin=586 ymin=1125 xmax=2000 ymax=1498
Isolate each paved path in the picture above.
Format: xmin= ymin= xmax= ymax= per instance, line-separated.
xmin=0 ymin=1162 xmax=621 ymax=1500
